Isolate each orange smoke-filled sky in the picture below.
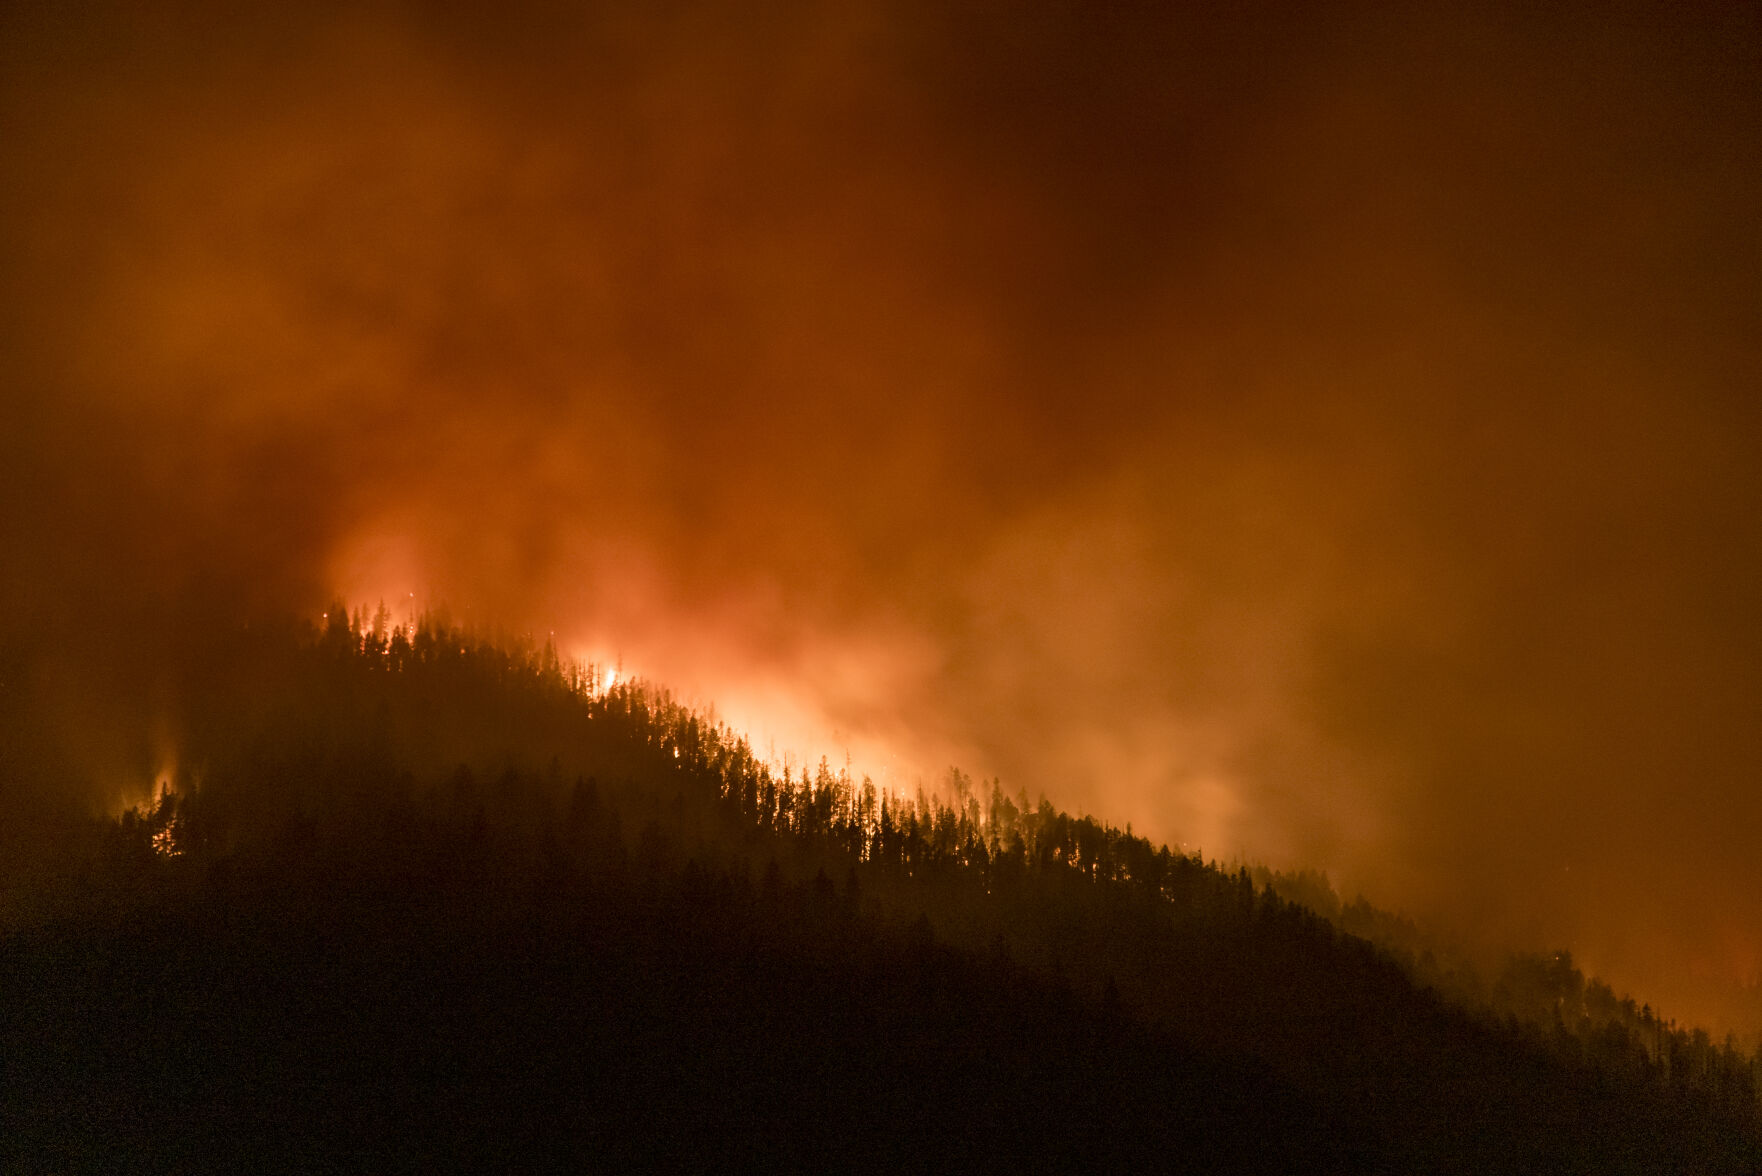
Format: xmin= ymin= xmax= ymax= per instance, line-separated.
xmin=3 ymin=1 xmax=1761 ymax=1028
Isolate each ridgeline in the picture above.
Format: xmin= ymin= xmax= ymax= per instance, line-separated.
xmin=3 ymin=609 xmax=1757 ymax=1172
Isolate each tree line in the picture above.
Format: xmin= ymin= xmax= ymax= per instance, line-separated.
xmin=31 ymin=602 xmax=1760 ymax=1172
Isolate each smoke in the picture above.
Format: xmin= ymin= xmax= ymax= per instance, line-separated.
xmin=4 ymin=0 xmax=1761 ymax=1030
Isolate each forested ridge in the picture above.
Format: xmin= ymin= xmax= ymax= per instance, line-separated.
xmin=3 ymin=608 xmax=1758 ymax=1172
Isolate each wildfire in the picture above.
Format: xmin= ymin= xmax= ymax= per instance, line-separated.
xmin=151 ymin=823 xmax=182 ymax=858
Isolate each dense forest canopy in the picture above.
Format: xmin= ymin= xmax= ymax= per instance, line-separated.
xmin=4 ymin=607 xmax=1758 ymax=1171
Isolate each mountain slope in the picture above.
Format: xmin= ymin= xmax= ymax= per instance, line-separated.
xmin=1 ymin=611 xmax=1757 ymax=1172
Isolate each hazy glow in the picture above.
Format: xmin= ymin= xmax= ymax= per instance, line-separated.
xmin=2 ymin=0 xmax=1760 ymax=1039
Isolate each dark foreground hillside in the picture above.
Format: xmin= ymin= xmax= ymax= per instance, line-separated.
xmin=2 ymin=852 xmax=1343 ymax=1174
xmin=2 ymin=613 xmax=1757 ymax=1172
